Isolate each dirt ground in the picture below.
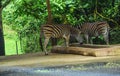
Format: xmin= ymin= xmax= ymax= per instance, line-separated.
xmin=0 ymin=52 xmax=120 ymax=67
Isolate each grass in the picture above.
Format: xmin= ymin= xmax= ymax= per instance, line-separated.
xmin=3 ymin=25 xmax=23 ymax=55
xmin=5 ymin=38 xmax=23 ymax=55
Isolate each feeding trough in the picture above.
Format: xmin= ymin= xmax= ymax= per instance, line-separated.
xmin=51 ymin=43 xmax=120 ymax=57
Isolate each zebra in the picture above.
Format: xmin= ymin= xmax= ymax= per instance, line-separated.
xmin=76 ymin=21 xmax=110 ymax=45
xmin=39 ymin=24 xmax=82 ymax=55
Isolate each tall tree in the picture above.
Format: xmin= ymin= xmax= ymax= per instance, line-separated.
xmin=0 ymin=0 xmax=11 ymax=56
xmin=46 ymin=0 xmax=57 ymax=46
xmin=46 ymin=0 xmax=52 ymax=24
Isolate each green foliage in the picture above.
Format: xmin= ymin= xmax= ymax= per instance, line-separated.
xmin=3 ymin=25 xmax=22 ymax=55
xmin=2 ymin=0 xmax=120 ymax=54
xmin=19 ymin=20 xmax=41 ymax=53
xmin=110 ymin=27 xmax=120 ymax=44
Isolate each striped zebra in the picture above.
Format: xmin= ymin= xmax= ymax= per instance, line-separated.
xmin=39 ymin=24 xmax=82 ymax=55
xmin=76 ymin=21 xmax=110 ymax=44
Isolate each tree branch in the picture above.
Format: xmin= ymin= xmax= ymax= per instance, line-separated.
xmin=96 ymin=12 xmax=119 ymax=26
xmin=2 ymin=0 xmax=11 ymax=10
xmin=94 ymin=0 xmax=119 ymax=27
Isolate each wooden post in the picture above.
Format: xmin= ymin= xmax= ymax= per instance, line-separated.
xmin=19 ymin=32 xmax=22 ymax=52
xmin=16 ymin=41 xmax=18 ymax=55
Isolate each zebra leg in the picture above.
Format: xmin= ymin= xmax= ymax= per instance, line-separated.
xmin=103 ymin=34 xmax=109 ymax=45
xmin=66 ymin=36 xmax=70 ymax=47
xmin=44 ymin=37 xmax=50 ymax=55
xmin=90 ymin=37 xmax=93 ymax=44
xmin=85 ymin=34 xmax=89 ymax=44
xmin=102 ymin=27 xmax=109 ymax=45
xmin=63 ymin=34 xmax=70 ymax=47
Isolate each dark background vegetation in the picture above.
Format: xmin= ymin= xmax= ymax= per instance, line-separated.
xmin=1 ymin=0 xmax=120 ymax=54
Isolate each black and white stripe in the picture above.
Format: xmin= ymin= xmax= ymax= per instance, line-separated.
xmin=39 ymin=24 xmax=81 ymax=55
xmin=76 ymin=21 xmax=110 ymax=44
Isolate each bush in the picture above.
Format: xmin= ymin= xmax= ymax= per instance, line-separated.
xmin=109 ymin=27 xmax=120 ymax=44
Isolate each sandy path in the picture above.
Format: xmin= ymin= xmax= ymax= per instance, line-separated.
xmin=0 ymin=52 xmax=120 ymax=67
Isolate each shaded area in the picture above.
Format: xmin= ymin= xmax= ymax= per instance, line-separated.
xmin=0 ymin=62 xmax=120 ymax=76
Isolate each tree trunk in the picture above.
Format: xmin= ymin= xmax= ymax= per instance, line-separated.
xmin=46 ymin=0 xmax=57 ymax=46
xmin=46 ymin=0 xmax=52 ymax=24
xmin=0 ymin=4 xmax=5 ymax=56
